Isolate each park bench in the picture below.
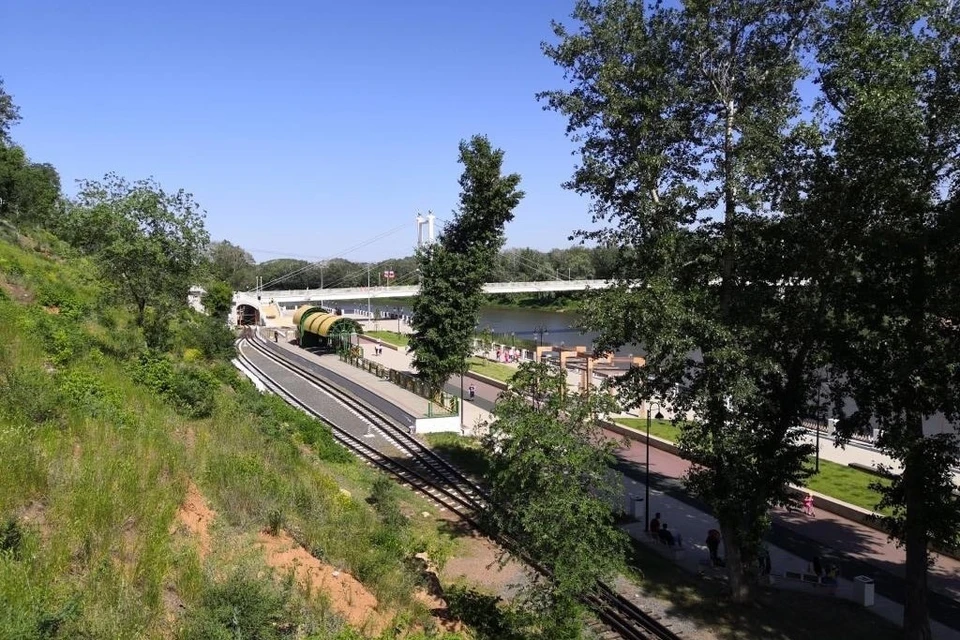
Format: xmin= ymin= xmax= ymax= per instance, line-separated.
xmin=645 ymin=530 xmax=685 ymax=560
xmin=779 ymin=570 xmax=839 ymax=595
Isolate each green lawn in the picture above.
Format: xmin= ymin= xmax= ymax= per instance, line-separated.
xmin=804 ymin=457 xmax=890 ymax=513
xmin=466 ymin=356 xmax=516 ymax=383
xmin=615 ymin=418 xmax=889 ymax=513
xmin=365 ymin=330 xmax=409 ymax=347
xmin=616 ymin=417 xmax=682 ymax=442
xmin=423 ymin=432 xmax=489 ymax=478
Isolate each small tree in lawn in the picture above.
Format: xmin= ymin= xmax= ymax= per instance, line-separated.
xmin=409 ymin=135 xmax=524 ymax=394
xmin=482 ymin=361 xmax=627 ymax=635
xmin=541 ymin=0 xmax=824 ymax=601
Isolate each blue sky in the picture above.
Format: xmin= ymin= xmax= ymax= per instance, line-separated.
xmin=2 ymin=0 xmax=589 ymax=263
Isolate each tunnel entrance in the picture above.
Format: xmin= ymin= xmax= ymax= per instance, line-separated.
xmin=236 ymin=304 xmax=261 ymax=326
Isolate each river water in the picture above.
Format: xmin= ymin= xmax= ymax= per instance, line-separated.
xmin=333 ymin=299 xmax=643 ymax=356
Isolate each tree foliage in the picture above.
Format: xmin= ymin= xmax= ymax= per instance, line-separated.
xmin=0 ymin=78 xmax=20 ymax=145
xmin=66 ymin=174 xmax=210 ymax=326
xmin=811 ymin=2 xmax=960 ymax=636
xmin=409 ymin=135 xmax=524 ymax=392
xmin=483 ymin=362 xmax=627 ymax=628
xmin=541 ymin=0 xmax=823 ymax=601
xmin=202 ymin=280 xmax=235 ymax=321
xmin=0 ymin=80 xmax=61 ymax=226
xmin=208 ymin=240 xmax=255 ymax=290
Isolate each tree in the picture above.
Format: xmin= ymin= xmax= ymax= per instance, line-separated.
xmin=541 ymin=0 xmax=823 ymax=601
xmin=812 ymin=2 xmax=960 ymax=636
xmin=409 ymin=135 xmax=524 ymax=392
xmin=0 ymin=78 xmax=21 ymax=145
xmin=482 ymin=362 xmax=627 ymax=632
xmin=202 ymin=281 xmax=235 ymax=321
xmin=68 ymin=173 xmax=210 ymax=326
xmin=208 ymin=241 xmax=255 ymax=290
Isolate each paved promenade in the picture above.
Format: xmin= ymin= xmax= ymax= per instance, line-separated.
xmin=260 ymin=329 xmax=960 ymax=637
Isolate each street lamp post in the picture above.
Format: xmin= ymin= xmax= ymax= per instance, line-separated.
xmin=815 ymin=375 xmax=825 ymax=473
xmin=645 ymin=403 xmax=664 ymax=531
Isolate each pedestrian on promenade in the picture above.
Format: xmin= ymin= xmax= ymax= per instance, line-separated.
xmin=706 ymin=529 xmax=722 ymax=566
xmin=658 ymin=524 xmax=675 ymax=547
xmin=649 ymin=513 xmax=662 ymax=534
xmin=468 ymin=384 xmax=476 ymax=401
xmin=803 ymin=492 xmax=816 ymax=517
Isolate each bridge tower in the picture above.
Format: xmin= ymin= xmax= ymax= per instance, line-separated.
xmin=416 ymin=212 xmax=436 ymax=247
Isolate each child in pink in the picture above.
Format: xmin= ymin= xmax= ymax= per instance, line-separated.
xmin=803 ymin=493 xmax=815 ymax=517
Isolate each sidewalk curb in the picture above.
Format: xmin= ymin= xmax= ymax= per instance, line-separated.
xmin=464 ymin=370 xmax=510 ymax=391
xmin=604 ymin=419 xmax=960 ymax=562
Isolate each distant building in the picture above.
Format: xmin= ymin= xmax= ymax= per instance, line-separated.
xmin=187 ymin=285 xmax=206 ymax=313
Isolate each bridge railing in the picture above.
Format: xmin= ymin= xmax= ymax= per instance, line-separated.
xmin=237 ymin=279 xmax=612 ymax=301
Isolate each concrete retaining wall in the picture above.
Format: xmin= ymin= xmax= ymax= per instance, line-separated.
xmin=415 ymin=415 xmax=461 ymax=433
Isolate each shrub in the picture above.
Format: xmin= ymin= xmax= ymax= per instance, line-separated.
xmin=177 ymin=569 xmax=295 ymax=640
xmin=176 ymin=314 xmax=235 ymax=362
xmin=0 ymin=517 xmax=23 ymax=559
xmin=369 ymin=476 xmax=407 ymax=530
xmin=131 ymin=353 xmax=218 ymax=418
xmin=35 ymin=281 xmax=86 ymax=320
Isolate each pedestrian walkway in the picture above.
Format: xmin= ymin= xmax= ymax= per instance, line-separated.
xmin=261 ymin=330 xmax=960 ymax=636
xmin=620 ymin=479 xmax=960 ymax=639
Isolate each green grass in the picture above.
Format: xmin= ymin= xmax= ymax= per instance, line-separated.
xmin=625 ymin=539 xmax=899 ymax=640
xmin=615 ymin=418 xmax=889 ymax=512
xmin=616 ymin=417 xmax=683 ymax=442
xmin=366 ymin=330 xmax=409 ymax=347
xmin=0 ymin=228 xmax=470 ymax=639
xmin=804 ymin=458 xmax=890 ymax=513
xmin=467 ymin=356 xmax=516 ymax=383
xmin=423 ymin=433 xmax=490 ymax=478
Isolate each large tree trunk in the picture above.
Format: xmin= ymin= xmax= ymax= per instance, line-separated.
xmin=902 ymin=422 xmax=932 ymax=640
xmin=720 ymin=520 xmax=750 ymax=603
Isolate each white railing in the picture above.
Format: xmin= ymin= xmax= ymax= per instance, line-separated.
xmin=236 ymin=280 xmax=611 ymax=303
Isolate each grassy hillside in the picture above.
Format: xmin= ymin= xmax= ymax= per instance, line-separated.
xmin=0 ymin=225 xmax=472 ymax=639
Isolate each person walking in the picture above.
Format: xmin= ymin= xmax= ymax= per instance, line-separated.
xmin=803 ymin=492 xmax=816 ymax=517
xmin=468 ymin=384 xmax=476 ymax=401
xmin=706 ymin=529 xmax=722 ymax=566
xmin=649 ymin=512 xmax=662 ymax=534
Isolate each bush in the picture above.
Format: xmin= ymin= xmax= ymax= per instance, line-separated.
xmin=176 ymin=313 xmax=235 ymax=361
xmin=34 ymin=312 xmax=88 ymax=366
xmin=35 ymin=281 xmax=86 ymax=320
xmin=0 ymin=517 xmax=24 ymax=559
xmin=369 ymin=476 xmax=407 ymax=529
xmin=0 ymin=362 xmax=62 ymax=426
xmin=130 ymin=353 xmax=218 ymax=419
xmin=168 ymin=366 xmax=218 ymax=418
xmin=178 ymin=570 xmax=296 ymax=640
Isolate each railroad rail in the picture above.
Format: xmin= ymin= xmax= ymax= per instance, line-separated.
xmin=236 ymin=334 xmax=682 ymax=640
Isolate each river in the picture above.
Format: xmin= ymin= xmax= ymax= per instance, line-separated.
xmin=332 ymin=299 xmax=643 ymax=356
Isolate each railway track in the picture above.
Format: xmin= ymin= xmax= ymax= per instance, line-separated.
xmin=236 ymin=335 xmax=683 ymax=640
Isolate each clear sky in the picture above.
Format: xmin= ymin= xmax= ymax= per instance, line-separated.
xmin=2 ymin=0 xmax=591 ymax=263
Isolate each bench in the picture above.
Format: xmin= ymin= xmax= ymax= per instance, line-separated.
xmin=645 ymin=530 xmax=685 ymax=560
xmin=780 ymin=570 xmax=839 ymax=594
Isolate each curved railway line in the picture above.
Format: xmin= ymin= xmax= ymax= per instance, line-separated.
xmin=236 ymin=334 xmax=683 ymax=640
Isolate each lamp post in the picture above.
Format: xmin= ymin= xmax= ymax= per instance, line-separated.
xmin=534 ymin=325 xmax=548 ymax=348
xmin=645 ymin=402 xmax=664 ymax=531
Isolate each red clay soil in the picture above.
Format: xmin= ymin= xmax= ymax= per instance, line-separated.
xmin=257 ymin=530 xmax=391 ymax=635
xmin=171 ymin=481 xmax=215 ymax=559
